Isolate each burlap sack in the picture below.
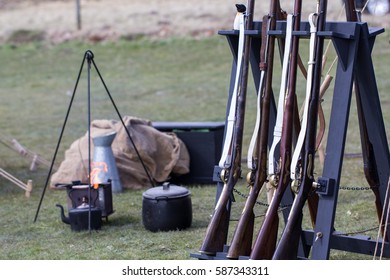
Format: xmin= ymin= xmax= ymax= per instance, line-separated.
xmin=50 ymin=116 xmax=190 ymax=189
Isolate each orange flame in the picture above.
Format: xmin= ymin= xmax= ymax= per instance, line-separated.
xmin=90 ymin=161 xmax=108 ymax=189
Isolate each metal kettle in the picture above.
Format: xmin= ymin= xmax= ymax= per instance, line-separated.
xmin=56 ymin=196 xmax=102 ymax=231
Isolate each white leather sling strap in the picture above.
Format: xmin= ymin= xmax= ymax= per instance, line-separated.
xmin=290 ymin=13 xmax=318 ymax=183
xmin=267 ymin=14 xmax=293 ymax=178
xmin=247 ymin=16 xmax=272 ymax=171
xmin=219 ymin=11 xmax=246 ymax=169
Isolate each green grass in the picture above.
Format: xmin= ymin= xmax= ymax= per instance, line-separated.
xmin=0 ymin=185 xmax=215 ymax=259
xmin=0 ymin=28 xmax=389 ymax=259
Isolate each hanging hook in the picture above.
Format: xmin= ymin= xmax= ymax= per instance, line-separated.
xmin=85 ymin=50 xmax=94 ymax=61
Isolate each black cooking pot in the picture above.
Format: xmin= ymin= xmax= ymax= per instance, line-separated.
xmin=142 ymin=182 xmax=192 ymax=232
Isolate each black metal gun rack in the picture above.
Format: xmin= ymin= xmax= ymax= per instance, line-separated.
xmin=191 ymin=20 xmax=390 ymax=260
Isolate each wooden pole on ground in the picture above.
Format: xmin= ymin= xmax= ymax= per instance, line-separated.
xmin=0 ymin=168 xmax=33 ymax=197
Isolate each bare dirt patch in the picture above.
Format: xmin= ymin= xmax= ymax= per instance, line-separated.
xmin=0 ymin=0 xmax=388 ymax=44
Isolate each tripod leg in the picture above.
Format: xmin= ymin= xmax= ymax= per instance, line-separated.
xmin=33 ymin=52 xmax=88 ymax=223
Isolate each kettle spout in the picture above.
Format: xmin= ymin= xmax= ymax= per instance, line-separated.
xmin=56 ymin=204 xmax=70 ymax=225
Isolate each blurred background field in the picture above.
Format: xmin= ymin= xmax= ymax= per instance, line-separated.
xmin=0 ymin=0 xmax=389 ymax=259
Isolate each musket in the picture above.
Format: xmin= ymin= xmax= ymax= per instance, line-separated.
xmin=199 ymin=0 xmax=255 ymax=255
xmin=272 ymin=0 xmax=328 ymax=260
xmin=249 ymin=0 xmax=303 ymax=259
xmin=344 ymin=0 xmax=386 ymax=239
xmin=226 ymin=0 xmax=280 ymax=259
xmin=290 ymin=12 xmax=321 ymax=228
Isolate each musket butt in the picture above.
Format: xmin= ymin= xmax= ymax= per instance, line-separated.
xmin=226 ymin=254 xmax=239 ymax=260
xmin=198 ymin=249 xmax=216 ymax=256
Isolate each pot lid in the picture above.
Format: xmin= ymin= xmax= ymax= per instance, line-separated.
xmin=142 ymin=182 xmax=190 ymax=200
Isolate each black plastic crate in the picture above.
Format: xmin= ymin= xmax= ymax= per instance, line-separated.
xmin=152 ymin=121 xmax=225 ymax=184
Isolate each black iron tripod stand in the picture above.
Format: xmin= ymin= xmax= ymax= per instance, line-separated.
xmin=33 ymin=50 xmax=155 ymax=228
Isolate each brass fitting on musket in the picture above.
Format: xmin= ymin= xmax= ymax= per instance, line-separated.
xmin=268 ymin=174 xmax=279 ymax=187
xmin=220 ymin=168 xmax=229 ymax=183
xmin=291 ymin=179 xmax=300 ymax=194
xmin=246 ymin=171 xmax=255 ymax=186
